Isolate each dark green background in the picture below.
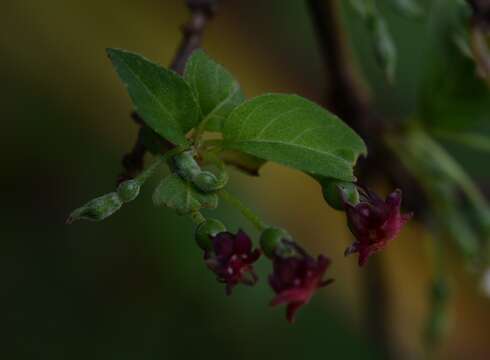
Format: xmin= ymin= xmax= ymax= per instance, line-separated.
xmin=2 ymin=0 xmax=490 ymax=359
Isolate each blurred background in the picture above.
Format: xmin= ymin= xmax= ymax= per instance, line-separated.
xmin=2 ymin=0 xmax=490 ymax=359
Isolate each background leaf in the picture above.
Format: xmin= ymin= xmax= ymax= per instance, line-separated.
xmin=433 ymin=131 xmax=490 ymax=154
xmin=184 ymin=49 xmax=245 ymax=131
xmin=222 ymin=94 xmax=366 ymax=181
xmin=418 ymin=1 xmax=490 ymax=132
xmin=107 ymin=48 xmax=200 ymax=145
xmin=153 ymin=173 xmax=218 ymax=215
xmin=349 ymin=0 xmax=397 ymax=82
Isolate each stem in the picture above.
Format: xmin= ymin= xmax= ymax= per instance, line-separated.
xmin=134 ymin=146 xmax=186 ymax=184
xmin=218 ymin=189 xmax=267 ymax=232
xmin=134 ymin=155 xmax=166 ymax=184
xmin=200 ymin=138 xmax=224 ymax=152
xmin=423 ymin=229 xmax=449 ymax=357
xmin=192 ymin=114 xmax=213 ymax=146
xmin=190 ymin=211 xmax=206 ymax=225
xmin=362 ymin=257 xmax=395 ymax=360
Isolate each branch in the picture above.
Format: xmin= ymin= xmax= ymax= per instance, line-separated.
xmin=306 ymin=0 xmax=370 ymax=133
xmin=170 ymin=0 xmax=218 ymax=74
xmin=118 ymin=0 xmax=219 ymax=183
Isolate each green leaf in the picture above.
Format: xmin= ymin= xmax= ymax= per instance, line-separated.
xmin=222 ymin=94 xmax=367 ymax=181
xmin=107 ymin=48 xmax=200 ymax=145
xmin=152 ymin=173 xmax=218 ymax=215
xmin=184 ymin=49 xmax=245 ymax=131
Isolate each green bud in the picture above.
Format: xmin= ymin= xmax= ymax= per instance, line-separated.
xmin=117 ymin=179 xmax=141 ymax=203
xmin=260 ymin=227 xmax=290 ymax=258
xmin=195 ymin=219 xmax=226 ymax=251
xmin=66 ymin=192 xmax=123 ymax=223
xmin=173 ymin=151 xmax=202 ymax=181
xmin=322 ymin=180 xmax=359 ymax=211
xmin=192 ymin=171 xmax=224 ymax=193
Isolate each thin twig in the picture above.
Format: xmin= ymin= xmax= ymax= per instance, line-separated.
xmin=118 ymin=0 xmax=219 ymax=184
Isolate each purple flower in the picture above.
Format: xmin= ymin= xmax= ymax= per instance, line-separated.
xmin=269 ymin=242 xmax=333 ymax=323
xmin=344 ymin=188 xmax=412 ymax=266
xmin=204 ymin=230 xmax=261 ymax=295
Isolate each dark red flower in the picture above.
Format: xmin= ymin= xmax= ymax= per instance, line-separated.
xmin=204 ymin=230 xmax=261 ymax=295
xmin=344 ymin=188 xmax=412 ymax=266
xmin=269 ymin=242 xmax=333 ymax=323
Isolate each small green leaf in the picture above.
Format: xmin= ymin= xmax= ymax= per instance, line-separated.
xmin=153 ymin=173 xmax=218 ymax=215
xmin=184 ymin=49 xmax=245 ymax=131
xmin=107 ymin=48 xmax=200 ymax=145
xmin=222 ymin=94 xmax=366 ymax=181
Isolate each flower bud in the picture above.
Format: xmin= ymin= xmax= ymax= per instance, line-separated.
xmin=260 ymin=227 xmax=290 ymax=258
xmin=66 ymin=192 xmax=123 ymax=223
xmin=195 ymin=219 xmax=226 ymax=251
xmin=172 ymin=150 xmax=201 ymax=181
xmin=117 ymin=179 xmax=141 ymax=203
xmin=322 ymin=180 xmax=359 ymax=210
xmin=192 ymin=171 xmax=224 ymax=192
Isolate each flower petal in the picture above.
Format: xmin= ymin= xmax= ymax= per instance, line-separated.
xmin=212 ymin=232 xmax=235 ymax=257
xmin=286 ymin=302 xmax=303 ymax=323
xmin=234 ymin=230 xmax=252 ymax=254
xmin=270 ymin=288 xmax=309 ymax=306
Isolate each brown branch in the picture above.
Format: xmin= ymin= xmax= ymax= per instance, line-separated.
xmin=467 ymin=0 xmax=490 ymax=29
xmin=306 ymin=0 xmax=370 ymax=132
xmin=118 ymin=0 xmax=219 ymax=183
